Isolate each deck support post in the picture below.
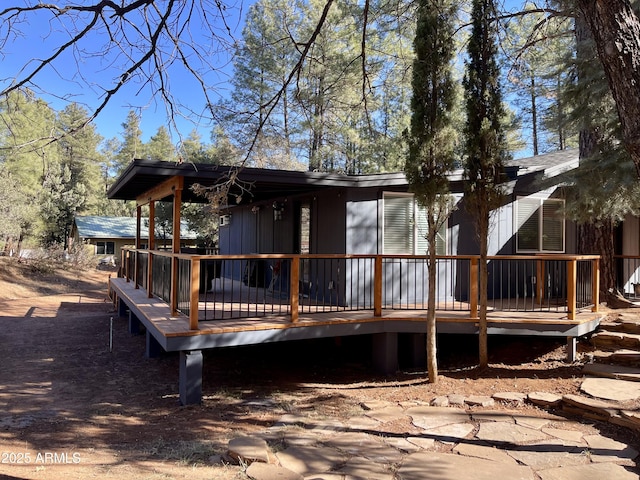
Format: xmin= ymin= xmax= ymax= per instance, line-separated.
xmin=128 ymin=311 xmax=142 ymax=335
xmin=118 ymin=297 xmax=128 ymax=317
xmin=146 ymin=331 xmax=163 ymax=358
xmin=408 ymin=333 xmax=426 ymax=368
xmin=566 ymin=337 xmax=577 ymax=362
xmin=372 ymin=332 xmax=398 ymax=374
xmin=179 ymin=350 xmax=203 ymax=405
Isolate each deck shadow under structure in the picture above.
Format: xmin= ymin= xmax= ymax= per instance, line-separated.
xmin=110 ymin=277 xmax=603 ymax=405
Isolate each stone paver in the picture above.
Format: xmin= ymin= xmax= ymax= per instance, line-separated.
xmin=276 ymin=445 xmax=346 ymax=477
xmin=580 ymin=377 xmax=640 ymax=402
xmin=584 ymin=434 xmax=639 ymax=463
xmin=245 ymin=462 xmax=303 ymax=480
xmin=406 ymin=406 xmax=468 ymax=430
xmin=226 ymin=394 xmax=640 ymax=480
xmin=476 ymin=421 xmax=549 ymax=444
xmin=505 ymin=440 xmax=588 ymax=469
xmin=397 ymin=450 xmax=536 ymax=480
xmin=537 ymin=462 xmax=639 ymax=480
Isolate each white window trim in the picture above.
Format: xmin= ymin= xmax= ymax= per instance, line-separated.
xmin=515 ymin=196 xmax=565 ymax=253
xmin=382 ymin=192 xmax=448 ymax=255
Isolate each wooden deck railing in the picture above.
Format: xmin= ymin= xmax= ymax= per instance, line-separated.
xmin=119 ymin=249 xmax=601 ymax=330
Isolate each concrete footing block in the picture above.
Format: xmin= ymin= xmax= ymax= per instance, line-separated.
xmin=180 ymin=350 xmax=203 ymax=405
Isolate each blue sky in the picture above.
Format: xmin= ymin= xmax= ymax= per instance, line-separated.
xmin=0 ymin=1 xmax=247 ymax=144
xmin=1 ymin=1 xmax=533 ymax=156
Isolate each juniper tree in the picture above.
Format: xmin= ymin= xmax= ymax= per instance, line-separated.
xmin=463 ymin=0 xmax=509 ymax=368
xmin=404 ymin=0 xmax=458 ymax=383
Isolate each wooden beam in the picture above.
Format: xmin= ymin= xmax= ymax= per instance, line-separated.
xmin=136 ymin=175 xmax=184 ymax=206
xmin=290 ymin=256 xmax=299 ymax=323
xmin=374 ymin=256 xmax=382 ymax=317
xmin=148 ymin=201 xmax=156 ymax=251
xmin=190 ymin=257 xmax=200 ymax=330
xmin=147 ymin=251 xmax=154 ymax=299
xmin=536 ymin=259 xmax=545 ymax=305
xmin=136 ymin=206 xmax=142 ymax=249
xmin=470 ymin=257 xmax=478 ymax=319
xmin=172 ymin=187 xmax=182 ymax=254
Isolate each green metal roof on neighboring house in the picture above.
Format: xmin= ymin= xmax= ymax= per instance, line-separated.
xmin=74 ymin=216 xmax=198 ymax=240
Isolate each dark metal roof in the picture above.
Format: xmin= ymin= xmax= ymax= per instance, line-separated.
xmin=107 ymin=160 xmax=413 ymax=204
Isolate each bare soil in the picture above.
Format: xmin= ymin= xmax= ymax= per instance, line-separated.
xmin=0 ymin=257 xmax=633 ymax=479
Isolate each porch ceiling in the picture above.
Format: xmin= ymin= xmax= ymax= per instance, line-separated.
xmin=107 ymin=159 xmax=411 ymax=205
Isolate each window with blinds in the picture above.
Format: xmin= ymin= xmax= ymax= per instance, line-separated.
xmin=383 ymin=193 xmax=447 ymax=255
xmin=515 ymin=197 xmax=564 ymax=253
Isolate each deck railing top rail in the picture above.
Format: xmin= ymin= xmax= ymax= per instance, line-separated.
xmin=119 ymin=248 xmax=600 ymax=329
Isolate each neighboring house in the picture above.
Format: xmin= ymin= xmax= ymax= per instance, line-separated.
xmin=71 ymin=216 xmax=198 ymax=259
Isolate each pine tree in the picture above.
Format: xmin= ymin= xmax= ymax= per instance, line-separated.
xmin=463 ymin=0 xmax=509 ymax=368
xmin=56 ymin=103 xmax=103 ymax=214
xmin=114 ymin=110 xmax=144 ymax=174
xmin=405 ymin=0 xmax=458 ymax=384
xmin=146 ymin=126 xmax=176 ymax=162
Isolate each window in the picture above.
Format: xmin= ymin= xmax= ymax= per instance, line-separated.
xmin=96 ymin=241 xmax=115 ymax=255
xmin=383 ymin=193 xmax=447 ymax=255
xmin=515 ymin=197 xmax=564 ymax=253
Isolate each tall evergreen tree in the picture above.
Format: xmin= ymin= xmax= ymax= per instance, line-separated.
xmin=405 ymin=0 xmax=458 ymax=384
xmin=56 ymin=103 xmax=104 ymax=214
xmin=146 ymin=126 xmax=177 ymax=162
xmin=114 ymin=110 xmax=144 ymax=174
xmin=463 ymin=0 xmax=509 ymax=368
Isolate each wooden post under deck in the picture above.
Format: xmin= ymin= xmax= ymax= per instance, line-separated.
xmin=470 ymin=257 xmax=478 ymax=319
xmin=189 ymin=257 xmax=200 ymax=330
xmin=567 ymin=259 xmax=577 ymax=320
xmin=374 ymin=255 xmax=382 ymax=317
xmin=290 ymin=256 xmax=300 ymax=323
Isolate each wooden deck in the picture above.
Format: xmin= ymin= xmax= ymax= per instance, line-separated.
xmin=110 ymin=277 xmax=603 ymax=352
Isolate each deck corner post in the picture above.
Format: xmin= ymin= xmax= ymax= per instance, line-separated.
xmin=179 ymin=350 xmax=203 ymax=406
xmin=470 ymin=257 xmax=479 ymax=319
xmin=189 ymin=257 xmax=200 ymax=330
xmin=290 ymin=256 xmax=300 ymax=323
xmin=372 ymin=332 xmax=398 ymax=374
xmin=567 ymin=259 xmax=577 ymax=320
xmin=374 ymin=255 xmax=382 ymax=317
xmin=592 ymin=257 xmax=600 ymax=312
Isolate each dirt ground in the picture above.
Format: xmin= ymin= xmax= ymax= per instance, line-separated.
xmin=0 ymin=257 xmax=636 ymax=479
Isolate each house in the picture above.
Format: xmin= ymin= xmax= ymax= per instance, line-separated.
xmin=105 ymin=151 xmax=608 ymax=405
xmin=71 ymin=215 xmax=198 ymax=259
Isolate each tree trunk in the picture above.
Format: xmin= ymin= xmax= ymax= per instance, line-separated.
xmin=478 ymin=213 xmax=489 ymax=368
xmin=577 ymin=221 xmax=616 ymax=293
xmin=577 ymin=0 xmax=640 ymax=176
xmin=427 ymin=239 xmax=438 ymax=383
